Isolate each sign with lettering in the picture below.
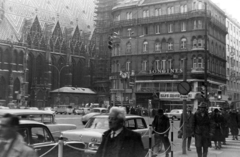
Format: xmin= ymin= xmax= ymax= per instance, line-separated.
xmin=150 ymin=69 xmax=183 ymax=75
xmin=159 ymin=92 xmax=195 ymax=100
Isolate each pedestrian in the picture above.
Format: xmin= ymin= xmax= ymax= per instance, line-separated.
xmin=192 ymin=102 xmax=214 ymax=157
xmin=0 ymin=113 xmax=38 ymax=157
xmin=95 ymin=107 xmax=145 ymax=157
xmin=180 ymin=105 xmax=194 ymax=151
xmin=210 ymin=109 xmax=224 ymax=149
xmin=229 ymin=109 xmax=239 ymax=140
xmin=152 ymin=109 xmax=171 ymax=157
xmin=221 ymin=108 xmax=229 ymax=145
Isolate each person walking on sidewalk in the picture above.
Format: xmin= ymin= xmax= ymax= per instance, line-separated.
xmin=180 ymin=105 xmax=194 ymax=151
xmin=221 ymin=108 xmax=230 ymax=145
xmin=152 ymin=109 xmax=171 ymax=157
xmin=229 ymin=109 xmax=239 ymax=140
xmin=210 ymin=109 xmax=224 ymax=149
xmin=192 ymin=102 xmax=215 ymax=157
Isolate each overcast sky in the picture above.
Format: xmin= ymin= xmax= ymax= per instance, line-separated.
xmin=211 ymin=0 xmax=240 ymax=22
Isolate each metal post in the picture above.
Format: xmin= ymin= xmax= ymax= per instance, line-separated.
xmin=182 ymin=58 xmax=187 ymax=154
xmin=148 ymin=124 xmax=152 ymax=157
xmin=204 ymin=2 xmax=208 ymax=102
xmin=58 ymin=135 xmax=64 ymax=157
xmin=171 ymin=118 xmax=174 ymax=157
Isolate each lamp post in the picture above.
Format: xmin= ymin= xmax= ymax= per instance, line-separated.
xmin=50 ymin=64 xmax=69 ymax=106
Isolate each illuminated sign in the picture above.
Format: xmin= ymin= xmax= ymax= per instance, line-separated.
xmin=159 ymin=92 xmax=195 ymax=100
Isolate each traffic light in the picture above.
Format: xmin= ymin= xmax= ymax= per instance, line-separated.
xmin=108 ymin=35 xmax=113 ymax=50
xmin=217 ymin=90 xmax=222 ymax=100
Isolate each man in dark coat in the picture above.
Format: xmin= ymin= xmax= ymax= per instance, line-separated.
xmin=180 ymin=105 xmax=194 ymax=151
xmin=192 ymin=102 xmax=214 ymax=157
xmin=229 ymin=109 xmax=239 ymax=140
xmin=152 ymin=109 xmax=171 ymax=157
xmin=221 ymin=109 xmax=229 ymax=145
xmin=95 ymin=107 xmax=145 ymax=157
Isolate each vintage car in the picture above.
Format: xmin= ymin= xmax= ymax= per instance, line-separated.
xmin=0 ymin=109 xmax=76 ymax=138
xmin=16 ymin=120 xmax=85 ymax=157
xmin=62 ymin=114 xmax=154 ymax=156
xmin=81 ymin=108 xmax=108 ymax=125
xmin=164 ymin=109 xmax=183 ymax=120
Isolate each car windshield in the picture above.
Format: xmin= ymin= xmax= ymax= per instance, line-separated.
xmin=85 ymin=117 xmax=109 ymax=129
xmin=18 ymin=114 xmax=54 ymax=124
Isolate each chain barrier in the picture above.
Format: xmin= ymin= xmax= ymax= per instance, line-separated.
xmin=39 ymin=143 xmax=58 ymax=157
xmin=173 ymin=123 xmax=184 ymax=131
xmin=152 ymin=127 xmax=170 ymax=135
xmin=64 ymin=142 xmax=86 ymax=151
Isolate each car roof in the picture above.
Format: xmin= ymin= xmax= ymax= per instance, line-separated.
xmin=0 ymin=109 xmax=53 ymax=116
xmin=93 ymin=114 xmax=143 ymax=119
xmin=19 ymin=119 xmax=45 ymax=125
xmin=92 ymin=108 xmax=107 ymax=110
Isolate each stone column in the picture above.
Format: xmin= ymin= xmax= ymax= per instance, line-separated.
xmin=8 ymin=45 xmax=13 ymax=103
xmin=66 ymin=54 xmax=72 ymax=86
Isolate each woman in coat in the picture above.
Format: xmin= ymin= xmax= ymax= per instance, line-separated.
xmin=180 ymin=105 xmax=194 ymax=151
xmin=210 ymin=109 xmax=224 ymax=149
xmin=229 ymin=109 xmax=239 ymax=140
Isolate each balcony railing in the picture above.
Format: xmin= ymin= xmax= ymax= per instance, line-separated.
xmin=111 ymin=10 xmax=227 ymax=32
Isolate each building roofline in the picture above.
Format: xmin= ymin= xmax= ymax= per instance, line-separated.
xmin=226 ymin=13 xmax=240 ymax=29
xmin=208 ymin=0 xmax=226 ymax=17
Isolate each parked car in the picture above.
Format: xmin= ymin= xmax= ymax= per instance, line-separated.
xmin=74 ymin=107 xmax=84 ymax=115
xmin=0 ymin=109 xmax=77 ymax=138
xmin=29 ymin=107 xmax=39 ymax=110
xmin=164 ymin=109 xmax=183 ymax=120
xmin=208 ymin=106 xmax=222 ymax=114
xmin=81 ymin=108 xmax=108 ymax=125
xmin=43 ymin=107 xmax=55 ymax=114
xmin=61 ymin=114 xmax=154 ymax=156
xmin=0 ymin=106 xmax=9 ymax=109
xmin=56 ymin=105 xmax=74 ymax=114
xmin=16 ymin=120 xmax=85 ymax=157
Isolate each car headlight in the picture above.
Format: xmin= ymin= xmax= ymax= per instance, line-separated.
xmin=88 ymin=142 xmax=100 ymax=150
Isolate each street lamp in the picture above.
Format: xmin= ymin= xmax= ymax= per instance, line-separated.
xmin=50 ymin=64 xmax=69 ymax=106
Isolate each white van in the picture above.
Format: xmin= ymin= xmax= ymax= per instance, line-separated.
xmin=56 ymin=105 xmax=74 ymax=114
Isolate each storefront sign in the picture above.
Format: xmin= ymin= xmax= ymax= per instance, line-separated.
xmin=150 ymin=69 xmax=183 ymax=75
xmin=159 ymin=92 xmax=195 ymax=100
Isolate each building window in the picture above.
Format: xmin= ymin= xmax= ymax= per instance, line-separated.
xmin=143 ymin=10 xmax=149 ymax=18
xmin=198 ymin=2 xmax=203 ymax=10
xmin=142 ymin=61 xmax=147 ymax=71
xmin=116 ymin=14 xmax=120 ymax=21
xmin=193 ymin=57 xmax=197 ymax=68
xmin=117 ymin=63 xmax=120 ymax=72
xmin=181 ymin=22 xmax=186 ymax=31
xmin=167 ymin=7 xmax=174 ymax=15
xmin=155 ymin=25 xmax=160 ymax=34
xmin=126 ymin=61 xmax=130 ymax=71
xmin=155 ymin=8 xmax=161 ymax=16
xmin=168 ymin=40 xmax=173 ymax=50
xmin=143 ymin=26 xmax=148 ymax=35
xmin=193 ymin=39 xmax=197 ymax=48
xmin=167 ymin=59 xmax=172 ymax=69
xmin=155 ymin=41 xmax=161 ymax=51
xmin=127 ymin=28 xmax=132 ymax=37
xmin=168 ymin=23 xmax=173 ymax=33
xmin=198 ymin=57 xmax=203 ymax=68
xmin=181 ymin=38 xmax=187 ymax=49
xmin=198 ymin=20 xmax=203 ymax=29
xmin=161 ymin=60 xmax=166 ymax=70
xmin=126 ymin=42 xmax=131 ymax=54
xmin=181 ymin=5 xmax=187 ymax=13
xmin=126 ymin=12 xmax=132 ymax=20
xmin=193 ymin=20 xmax=197 ymax=29
xmin=155 ymin=60 xmax=160 ymax=70
xmin=143 ymin=41 xmax=148 ymax=52
xmin=198 ymin=38 xmax=203 ymax=47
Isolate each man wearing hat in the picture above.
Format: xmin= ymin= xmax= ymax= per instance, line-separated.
xmin=192 ymin=102 xmax=214 ymax=157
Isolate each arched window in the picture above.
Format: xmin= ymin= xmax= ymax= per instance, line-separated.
xmin=193 ymin=2 xmax=197 ymax=10
xmin=126 ymin=42 xmax=132 ymax=54
xmin=193 ymin=38 xmax=197 ymax=48
xmin=198 ymin=2 xmax=203 ymax=10
xmin=184 ymin=5 xmax=187 ymax=12
xmin=198 ymin=38 xmax=203 ymax=48
xmin=198 ymin=20 xmax=203 ymax=29
xmin=181 ymin=38 xmax=187 ymax=49
xmin=194 ymin=20 xmax=197 ymax=29
xmin=180 ymin=5 xmax=184 ymax=13
xmin=155 ymin=41 xmax=161 ymax=51
xmin=143 ymin=41 xmax=148 ymax=52
xmin=168 ymin=39 xmax=173 ymax=50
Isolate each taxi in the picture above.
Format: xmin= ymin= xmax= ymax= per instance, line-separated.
xmin=0 ymin=109 xmax=77 ymax=138
xmin=62 ymin=114 xmax=154 ymax=156
xmin=17 ymin=120 xmax=85 ymax=157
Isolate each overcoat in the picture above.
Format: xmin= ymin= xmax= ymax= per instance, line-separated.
xmin=180 ymin=112 xmax=194 ymax=138
xmin=0 ymin=133 xmax=37 ymax=157
xmin=210 ymin=113 xmax=224 ymax=141
xmin=152 ymin=114 xmax=170 ymax=135
xmin=228 ymin=112 xmax=239 ymax=135
xmin=221 ymin=112 xmax=230 ymax=138
xmin=95 ymin=127 xmax=145 ymax=157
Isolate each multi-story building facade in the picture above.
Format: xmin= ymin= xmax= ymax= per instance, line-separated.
xmin=110 ymin=0 xmax=228 ymax=110
xmin=226 ymin=16 xmax=240 ymax=107
xmin=0 ymin=0 xmax=95 ymax=108
xmin=93 ymin=0 xmax=120 ymax=106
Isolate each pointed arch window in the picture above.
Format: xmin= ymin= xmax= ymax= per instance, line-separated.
xmin=193 ymin=38 xmax=197 ymax=48
xmin=181 ymin=38 xmax=187 ymax=49
xmin=143 ymin=41 xmax=148 ymax=52
xmin=193 ymin=57 xmax=197 ymax=68
xmin=198 ymin=38 xmax=203 ymax=47
xmin=155 ymin=41 xmax=161 ymax=51
xmin=126 ymin=42 xmax=132 ymax=54
xmin=168 ymin=39 xmax=173 ymax=50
